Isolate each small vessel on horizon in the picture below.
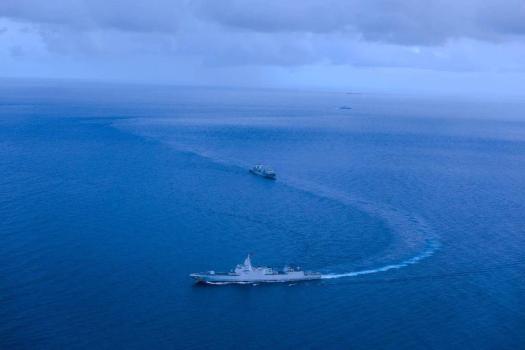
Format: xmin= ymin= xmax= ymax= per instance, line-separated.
xmin=249 ymin=164 xmax=276 ymax=180
xmin=190 ymin=255 xmax=322 ymax=284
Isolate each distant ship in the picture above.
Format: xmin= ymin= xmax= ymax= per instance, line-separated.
xmin=339 ymin=106 xmax=352 ymax=110
xmin=190 ymin=255 xmax=322 ymax=284
xmin=249 ymin=165 xmax=276 ymax=180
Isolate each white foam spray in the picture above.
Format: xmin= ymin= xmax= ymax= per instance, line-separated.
xmin=322 ymin=239 xmax=439 ymax=279
xmin=275 ymin=178 xmax=441 ymax=280
xmin=115 ymin=118 xmax=441 ymax=281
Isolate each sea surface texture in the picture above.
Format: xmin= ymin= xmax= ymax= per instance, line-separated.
xmin=1 ymin=81 xmax=524 ymax=349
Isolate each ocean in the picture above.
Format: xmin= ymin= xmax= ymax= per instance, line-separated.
xmin=1 ymin=80 xmax=524 ymax=349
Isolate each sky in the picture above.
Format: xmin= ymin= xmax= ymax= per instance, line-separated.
xmin=0 ymin=0 xmax=524 ymax=95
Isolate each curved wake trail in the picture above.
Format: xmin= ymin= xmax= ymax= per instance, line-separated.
xmin=322 ymin=240 xmax=439 ymax=279
xmin=282 ymin=178 xmax=441 ymax=279
xmin=114 ymin=119 xmax=441 ymax=280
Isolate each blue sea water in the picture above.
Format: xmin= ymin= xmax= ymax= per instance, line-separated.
xmin=1 ymin=80 xmax=524 ymax=349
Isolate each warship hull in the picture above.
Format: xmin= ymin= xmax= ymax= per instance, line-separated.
xmin=249 ymin=169 xmax=276 ymax=179
xmin=190 ymin=255 xmax=321 ymax=284
xmin=190 ymin=273 xmax=321 ymax=284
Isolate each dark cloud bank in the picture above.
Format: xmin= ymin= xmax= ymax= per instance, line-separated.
xmin=3 ymin=1 xmax=525 ymax=42
xmin=0 ymin=0 xmax=524 ymax=92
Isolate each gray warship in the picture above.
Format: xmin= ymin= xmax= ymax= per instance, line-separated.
xmin=190 ymin=255 xmax=322 ymax=284
xmin=249 ymin=165 xmax=276 ymax=179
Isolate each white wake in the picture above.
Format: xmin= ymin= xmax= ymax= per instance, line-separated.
xmin=115 ymin=118 xmax=441 ymax=281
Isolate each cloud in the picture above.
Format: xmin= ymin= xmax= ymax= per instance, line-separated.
xmin=2 ymin=0 xmax=525 ymax=44
xmin=0 ymin=0 xmax=194 ymax=33
xmin=197 ymin=0 xmax=525 ymax=45
xmin=0 ymin=0 xmax=524 ymax=93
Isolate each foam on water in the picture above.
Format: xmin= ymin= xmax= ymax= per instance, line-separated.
xmin=283 ymin=178 xmax=441 ymax=279
xmin=322 ymin=240 xmax=440 ymax=279
xmin=114 ymin=118 xmax=441 ymax=280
